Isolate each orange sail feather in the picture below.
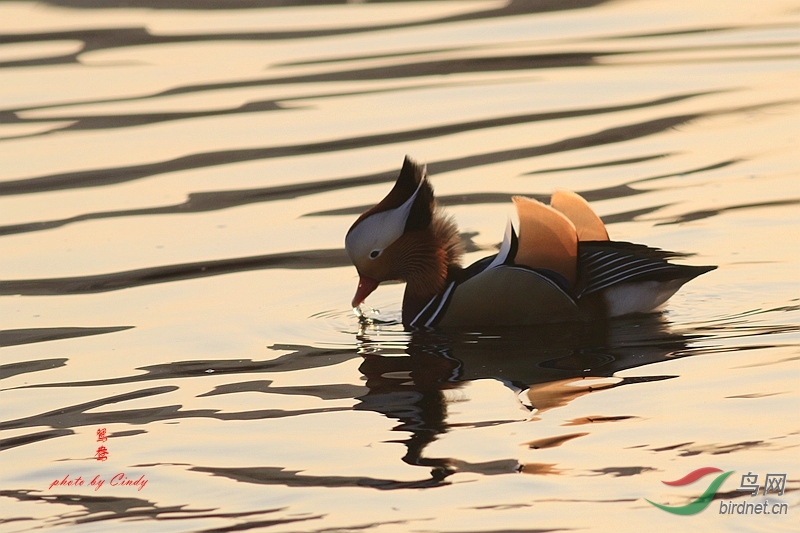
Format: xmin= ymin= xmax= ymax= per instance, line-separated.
xmin=512 ymin=196 xmax=578 ymax=287
xmin=550 ymin=190 xmax=609 ymax=241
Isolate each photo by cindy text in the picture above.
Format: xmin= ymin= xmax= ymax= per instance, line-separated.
xmin=48 ymin=473 xmax=148 ymax=491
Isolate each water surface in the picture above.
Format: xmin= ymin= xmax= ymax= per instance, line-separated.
xmin=1 ymin=1 xmax=799 ymax=531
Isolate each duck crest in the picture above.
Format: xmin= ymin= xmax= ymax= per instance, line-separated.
xmin=349 ymin=156 xmax=432 ymax=231
xmin=345 ymin=158 xmax=427 ymax=272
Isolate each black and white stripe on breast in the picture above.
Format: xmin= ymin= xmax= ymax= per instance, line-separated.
xmin=409 ymin=281 xmax=457 ymax=328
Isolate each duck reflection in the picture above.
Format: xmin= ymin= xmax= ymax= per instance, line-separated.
xmin=354 ymin=314 xmax=693 ymax=484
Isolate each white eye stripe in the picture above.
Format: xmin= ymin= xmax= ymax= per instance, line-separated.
xmin=345 ymin=178 xmax=425 ymax=260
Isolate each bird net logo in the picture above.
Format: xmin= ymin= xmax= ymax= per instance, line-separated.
xmin=646 ymin=467 xmax=788 ymax=516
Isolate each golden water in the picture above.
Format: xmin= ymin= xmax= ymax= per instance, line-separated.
xmin=1 ymin=1 xmax=798 ymax=531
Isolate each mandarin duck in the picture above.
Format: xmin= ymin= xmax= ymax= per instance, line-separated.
xmin=345 ymin=157 xmax=715 ymax=328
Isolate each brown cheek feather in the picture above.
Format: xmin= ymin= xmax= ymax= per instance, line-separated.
xmin=386 ymin=232 xmax=448 ymax=296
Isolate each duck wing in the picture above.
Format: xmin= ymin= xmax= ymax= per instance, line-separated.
xmin=576 ymin=241 xmax=716 ymax=315
xmin=577 ymin=241 xmax=713 ymax=296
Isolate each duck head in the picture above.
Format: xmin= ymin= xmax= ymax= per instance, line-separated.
xmin=345 ymin=157 xmax=463 ymax=312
